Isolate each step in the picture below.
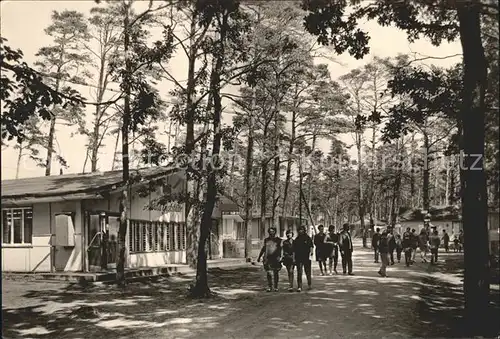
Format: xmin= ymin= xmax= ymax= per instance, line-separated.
xmin=34 ymin=261 xmax=251 ymax=283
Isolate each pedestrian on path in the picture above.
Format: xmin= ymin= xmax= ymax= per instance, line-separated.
xmin=410 ymin=228 xmax=418 ymax=264
xmin=339 ymin=223 xmax=354 ymax=275
xmin=372 ymin=227 xmax=381 ymax=263
xmin=257 ymin=227 xmax=282 ymax=292
xmin=388 ymin=227 xmax=397 ymax=265
xmin=293 ymin=225 xmax=314 ymax=292
xmin=453 ymin=234 xmax=460 ymax=252
xmin=325 ymin=225 xmax=339 ymax=275
xmin=458 ymin=230 xmax=464 ymax=252
xmin=402 ymin=227 xmax=412 ymax=267
xmin=429 ymin=229 xmax=441 ymax=265
xmin=418 ymin=228 xmax=429 ymax=263
xmin=282 ymin=229 xmax=295 ymax=292
xmin=442 ymin=230 xmax=450 ymax=253
xmin=395 ymin=234 xmax=403 ymax=263
xmin=313 ymin=225 xmax=328 ymax=275
xmin=378 ymin=229 xmax=390 ymax=277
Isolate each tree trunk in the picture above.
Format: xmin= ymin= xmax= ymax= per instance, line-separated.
xmin=281 ymin=109 xmax=296 ymax=220
xmin=44 ymin=56 xmax=63 ymax=177
xmin=391 ymin=138 xmax=403 ymax=226
xmin=185 ymin=12 xmax=200 ymax=268
xmin=423 ymin=132 xmax=430 ymax=211
xmin=244 ymin=89 xmax=256 ymax=260
xmin=90 ymin=55 xmax=108 ymax=172
xmin=356 ymin=131 xmax=366 ymax=246
xmin=449 ymin=156 xmax=456 ymax=205
xmin=457 ymin=3 xmax=491 ymax=335
xmin=445 ymin=161 xmax=450 ymax=206
xmin=15 ymin=143 xmax=23 ymax=179
xmin=190 ymin=11 xmax=228 ymax=298
xmin=45 ymin=118 xmax=57 ymax=176
xmin=260 ymin=158 xmax=269 ymax=237
xmin=116 ymin=2 xmax=131 ymax=286
xmin=111 ymin=127 xmax=120 ymax=170
xmin=271 ymin=107 xmax=281 ymax=230
xmin=410 ymin=133 xmax=416 ymax=208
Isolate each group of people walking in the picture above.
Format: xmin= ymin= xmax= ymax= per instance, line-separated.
xmin=256 ymin=221 xmax=464 ymax=290
xmin=257 ymin=223 xmax=354 ymax=292
xmin=371 ymin=225 xmax=464 ymax=277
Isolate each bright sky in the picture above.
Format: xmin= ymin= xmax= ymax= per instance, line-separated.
xmin=0 ymin=0 xmax=463 ymax=180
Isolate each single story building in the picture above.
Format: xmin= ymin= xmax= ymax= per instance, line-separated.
xmin=1 ymin=166 xmax=239 ymax=273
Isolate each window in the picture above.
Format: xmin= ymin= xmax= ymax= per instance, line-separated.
xmin=2 ymin=207 xmax=33 ymax=245
xmin=128 ymin=220 xmax=186 ymax=253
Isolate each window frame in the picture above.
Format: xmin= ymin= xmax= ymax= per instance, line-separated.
xmin=1 ymin=206 xmax=33 ymax=247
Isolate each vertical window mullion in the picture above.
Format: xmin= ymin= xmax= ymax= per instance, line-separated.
xmin=21 ymin=208 xmax=24 ymax=245
xmin=10 ymin=209 xmax=14 ymax=244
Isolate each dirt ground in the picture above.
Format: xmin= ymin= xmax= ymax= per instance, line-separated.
xmin=2 ymin=242 xmax=499 ymax=339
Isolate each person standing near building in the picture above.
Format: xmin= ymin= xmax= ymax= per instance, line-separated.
xmin=282 ymin=229 xmax=295 ymax=292
xmin=378 ymin=229 xmax=390 ymax=277
xmin=372 ymin=227 xmax=381 ymax=263
xmin=339 ymin=223 xmax=354 ymax=275
xmin=325 ymin=225 xmax=339 ymax=275
xmin=257 ymin=227 xmax=282 ymax=292
xmin=313 ymin=225 xmax=328 ymax=275
xmin=429 ymin=229 xmax=441 ymax=264
xmin=442 ymin=229 xmax=450 ymax=253
xmin=293 ymin=226 xmax=314 ymax=292
xmin=458 ymin=230 xmax=464 ymax=252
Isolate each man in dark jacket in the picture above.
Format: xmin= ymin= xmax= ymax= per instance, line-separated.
xmin=293 ymin=226 xmax=314 ymax=292
xmin=372 ymin=228 xmax=381 ymax=263
xmin=339 ymin=223 xmax=354 ymax=275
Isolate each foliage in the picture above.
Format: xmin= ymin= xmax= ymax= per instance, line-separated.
xmin=0 ymin=37 xmax=84 ymax=142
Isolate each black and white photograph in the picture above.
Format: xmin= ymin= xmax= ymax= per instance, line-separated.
xmin=1 ymin=0 xmax=499 ymax=338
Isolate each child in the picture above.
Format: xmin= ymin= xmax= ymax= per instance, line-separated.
xmin=257 ymin=227 xmax=282 ymax=292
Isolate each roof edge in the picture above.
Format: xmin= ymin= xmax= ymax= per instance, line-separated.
xmin=2 ymin=166 xmax=180 ymax=200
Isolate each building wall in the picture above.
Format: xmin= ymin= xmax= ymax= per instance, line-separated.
xmin=2 ymin=200 xmax=83 ymax=272
xmin=399 ymin=220 xmax=459 ymax=235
